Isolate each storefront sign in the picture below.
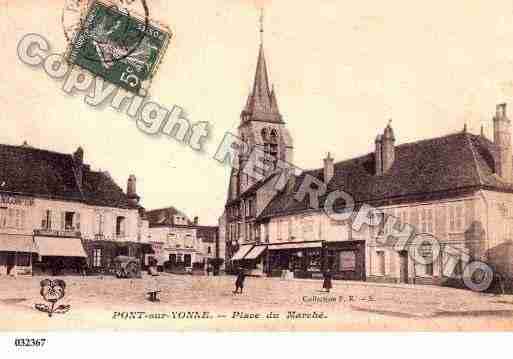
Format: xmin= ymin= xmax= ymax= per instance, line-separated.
xmin=150 ymin=242 xmax=164 ymax=253
xmin=0 ymin=194 xmax=34 ymax=206
xmin=339 ymin=251 xmax=356 ymax=271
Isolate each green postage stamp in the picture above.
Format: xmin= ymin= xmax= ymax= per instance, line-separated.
xmin=66 ymin=0 xmax=171 ymax=96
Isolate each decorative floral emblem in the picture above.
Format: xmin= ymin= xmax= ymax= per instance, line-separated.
xmin=34 ymin=279 xmax=71 ymax=317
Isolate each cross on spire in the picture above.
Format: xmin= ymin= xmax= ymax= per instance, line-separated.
xmin=240 ymin=8 xmax=283 ymax=124
xmin=259 ymin=8 xmax=264 ymax=45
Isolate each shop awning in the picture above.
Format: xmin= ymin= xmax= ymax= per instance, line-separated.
xmin=267 ymin=241 xmax=323 ymax=251
xmin=230 ymin=244 xmax=253 ymax=261
xmin=34 ymin=237 xmax=87 ymax=257
xmin=244 ymin=245 xmax=267 ymax=260
xmin=0 ymin=235 xmax=35 ymax=252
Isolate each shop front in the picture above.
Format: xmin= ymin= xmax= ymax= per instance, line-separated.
xmin=265 ymin=241 xmax=324 ymax=279
xmin=147 ymin=242 xmax=201 ymax=272
xmin=0 ymin=234 xmax=36 ymax=276
xmin=229 ymin=243 xmax=254 ymax=271
xmin=165 ymin=249 xmax=199 ymax=270
xmin=86 ymin=239 xmax=153 ymax=274
xmin=324 ymin=240 xmax=366 ymax=281
xmin=238 ymin=244 xmax=267 ymax=276
xmin=33 ymin=235 xmax=88 ymax=275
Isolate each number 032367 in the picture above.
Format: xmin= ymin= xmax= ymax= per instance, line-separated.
xmin=14 ymin=338 xmax=47 ymax=347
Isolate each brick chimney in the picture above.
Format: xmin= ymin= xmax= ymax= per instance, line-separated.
xmin=375 ymin=134 xmax=383 ymax=175
xmin=73 ymin=146 xmax=84 ymax=189
xmin=127 ymin=174 xmax=140 ymax=205
xmin=382 ymin=121 xmax=395 ymax=173
xmin=323 ymin=152 xmax=334 ymax=184
xmin=493 ymin=103 xmax=512 ymax=181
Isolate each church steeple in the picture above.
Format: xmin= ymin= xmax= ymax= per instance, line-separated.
xmin=250 ymin=44 xmax=272 ymax=113
xmin=240 ymin=9 xmax=283 ymax=124
xmin=228 ymin=9 xmax=294 ymax=199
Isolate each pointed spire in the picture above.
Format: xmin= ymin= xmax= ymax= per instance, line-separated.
xmin=250 ymin=7 xmax=271 ymax=114
xmin=270 ymin=84 xmax=280 ymax=113
xmin=250 ymin=43 xmax=272 ymax=113
xmin=240 ymin=9 xmax=283 ymax=124
xmin=243 ymin=90 xmax=252 ymax=113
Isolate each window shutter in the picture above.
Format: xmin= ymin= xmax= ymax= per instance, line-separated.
xmin=20 ymin=210 xmax=26 ymax=229
xmin=60 ymin=212 xmax=65 ymax=230
xmin=100 ymin=213 xmax=104 ymax=234
xmin=93 ymin=213 xmax=98 ymax=235
xmin=41 ymin=210 xmax=46 ymax=228
xmin=410 ymin=209 xmax=419 ymax=231
xmin=102 ymin=212 xmax=109 ymax=236
xmin=75 ymin=212 xmax=81 ymax=231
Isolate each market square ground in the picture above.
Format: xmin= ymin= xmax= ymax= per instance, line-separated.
xmin=1 ymin=274 xmax=513 ymax=330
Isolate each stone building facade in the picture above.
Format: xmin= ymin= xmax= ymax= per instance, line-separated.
xmin=0 ymin=143 xmax=151 ymax=276
xmin=146 ymin=207 xmax=219 ymax=272
xmin=220 ymin=21 xmax=513 ymax=287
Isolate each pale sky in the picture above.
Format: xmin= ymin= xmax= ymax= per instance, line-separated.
xmin=3 ymin=0 xmax=513 ymax=225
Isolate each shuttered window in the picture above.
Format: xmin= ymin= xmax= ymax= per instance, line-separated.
xmin=376 ymin=251 xmax=385 ymax=275
xmin=449 ymin=203 xmax=464 ymax=232
xmin=420 ymin=208 xmax=433 ymax=234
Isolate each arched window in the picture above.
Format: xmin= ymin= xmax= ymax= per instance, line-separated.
xmin=270 ymin=129 xmax=279 ymax=143
xmin=262 ymin=127 xmax=278 ymax=169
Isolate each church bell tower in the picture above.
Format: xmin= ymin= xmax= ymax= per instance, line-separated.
xmin=229 ymin=10 xmax=294 ymax=199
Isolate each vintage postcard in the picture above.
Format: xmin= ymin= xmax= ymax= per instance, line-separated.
xmin=3 ymin=0 xmax=513 ymax=336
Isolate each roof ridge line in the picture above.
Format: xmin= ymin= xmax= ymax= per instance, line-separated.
xmin=465 ymin=133 xmax=485 ymax=186
xmin=300 ymin=131 xmax=475 ymax=173
xmin=0 ymin=142 xmax=75 ymax=157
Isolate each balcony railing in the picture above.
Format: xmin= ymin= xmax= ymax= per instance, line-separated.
xmin=34 ymin=228 xmax=81 ymax=238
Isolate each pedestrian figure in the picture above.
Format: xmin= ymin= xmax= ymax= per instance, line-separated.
xmin=322 ymin=270 xmax=333 ymax=293
xmin=147 ymin=276 xmax=161 ymax=302
xmin=147 ymin=257 xmax=159 ymax=276
xmin=233 ymin=267 xmax=246 ymax=294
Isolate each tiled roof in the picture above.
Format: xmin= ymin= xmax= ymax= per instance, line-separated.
xmin=259 ymin=132 xmax=513 ymax=219
xmin=146 ymin=206 xmax=192 ymax=226
xmin=0 ymin=143 xmax=135 ymax=208
xmin=226 ymin=173 xmax=278 ymax=206
xmin=81 ymin=170 xmax=134 ymax=208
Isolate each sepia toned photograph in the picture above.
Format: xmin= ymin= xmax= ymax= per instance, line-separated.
xmin=2 ymin=0 xmax=513 ymax=339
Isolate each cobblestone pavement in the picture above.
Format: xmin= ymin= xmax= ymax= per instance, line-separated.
xmin=1 ymin=274 xmax=513 ymax=330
